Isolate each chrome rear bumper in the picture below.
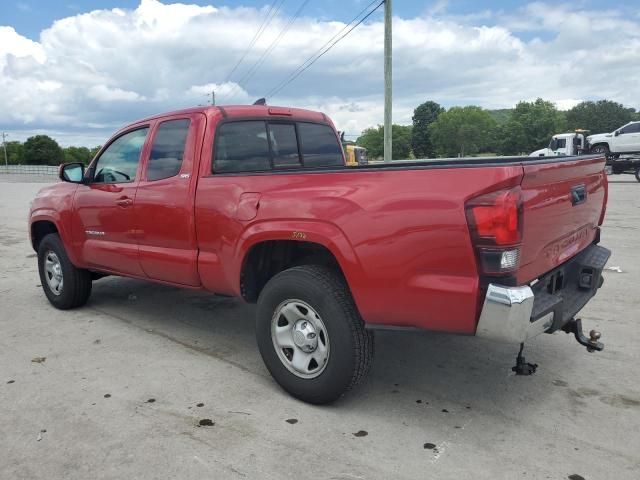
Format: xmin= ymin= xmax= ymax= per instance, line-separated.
xmin=476 ymin=284 xmax=554 ymax=344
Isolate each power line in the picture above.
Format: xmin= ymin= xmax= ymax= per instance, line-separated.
xmin=221 ymin=0 xmax=282 ymax=86
xmin=221 ymin=0 xmax=312 ymax=104
xmin=234 ymin=0 xmax=311 ymax=92
xmin=219 ymin=0 xmax=287 ymax=104
xmin=265 ymin=0 xmax=384 ymax=99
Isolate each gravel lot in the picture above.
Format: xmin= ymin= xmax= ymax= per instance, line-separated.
xmin=1 ymin=175 xmax=639 ymax=480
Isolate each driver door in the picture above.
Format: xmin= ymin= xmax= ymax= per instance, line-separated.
xmin=73 ymin=126 xmax=150 ymax=276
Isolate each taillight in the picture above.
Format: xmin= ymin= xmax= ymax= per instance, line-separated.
xmin=465 ymin=186 xmax=523 ymax=275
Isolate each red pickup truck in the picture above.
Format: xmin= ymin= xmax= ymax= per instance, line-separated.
xmin=29 ymin=105 xmax=610 ymax=403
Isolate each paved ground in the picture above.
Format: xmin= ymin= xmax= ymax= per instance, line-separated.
xmin=1 ymin=175 xmax=639 ymax=480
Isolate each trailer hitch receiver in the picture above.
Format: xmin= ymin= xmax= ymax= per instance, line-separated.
xmin=562 ymin=318 xmax=604 ymax=352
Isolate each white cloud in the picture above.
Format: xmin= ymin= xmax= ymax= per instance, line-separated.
xmin=0 ymin=0 xmax=639 ymax=146
xmin=87 ymin=85 xmax=145 ymax=102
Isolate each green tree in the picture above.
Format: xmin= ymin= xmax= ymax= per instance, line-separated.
xmin=23 ymin=135 xmax=64 ymax=165
xmin=411 ymin=101 xmax=444 ymax=158
xmin=428 ymin=106 xmax=496 ymax=157
xmin=89 ymin=146 xmax=102 ymax=160
xmin=3 ymin=141 xmax=25 ymax=165
xmin=356 ymin=124 xmax=413 ymax=160
xmin=63 ymin=146 xmax=92 ymax=164
xmin=566 ymin=100 xmax=634 ymax=134
xmin=495 ymin=98 xmax=565 ymax=154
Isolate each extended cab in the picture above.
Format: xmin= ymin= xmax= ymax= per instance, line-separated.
xmin=29 ymin=105 xmax=610 ymax=404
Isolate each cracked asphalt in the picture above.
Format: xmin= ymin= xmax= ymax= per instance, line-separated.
xmin=1 ymin=175 xmax=639 ymax=479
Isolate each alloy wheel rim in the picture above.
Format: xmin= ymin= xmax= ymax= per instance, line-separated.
xmin=44 ymin=251 xmax=64 ymax=296
xmin=271 ymin=299 xmax=330 ymax=379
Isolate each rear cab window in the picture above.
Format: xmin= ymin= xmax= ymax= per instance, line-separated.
xmin=213 ymin=119 xmax=342 ymax=173
xmin=297 ymin=123 xmax=343 ymax=167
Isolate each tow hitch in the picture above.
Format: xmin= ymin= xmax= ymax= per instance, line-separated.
xmin=562 ymin=318 xmax=604 ymax=352
xmin=512 ymin=318 xmax=603 ymax=376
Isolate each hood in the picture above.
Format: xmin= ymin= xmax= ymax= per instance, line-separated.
xmin=587 ymin=133 xmax=612 ymax=143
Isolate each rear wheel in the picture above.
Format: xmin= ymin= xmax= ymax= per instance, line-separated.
xmin=635 ymin=167 xmax=640 ymax=182
xmin=37 ymin=233 xmax=92 ymax=309
xmin=256 ymin=265 xmax=374 ymax=404
xmin=591 ymin=144 xmax=610 ymax=156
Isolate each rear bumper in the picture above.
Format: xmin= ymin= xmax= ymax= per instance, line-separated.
xmin=476 ymin=243 xmax=611 ymax=344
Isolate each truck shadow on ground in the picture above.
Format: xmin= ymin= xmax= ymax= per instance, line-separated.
xmin=89 ymin=276 xmax=574 ymax=415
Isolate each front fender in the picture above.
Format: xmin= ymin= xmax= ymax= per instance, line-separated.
xmin=29 ymin=210 xmax=82 ymax=266
xmin=29 ymin=183 xmax=82 ymax=266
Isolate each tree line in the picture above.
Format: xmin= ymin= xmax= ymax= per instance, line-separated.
xmin=356 ymin=99 xmax=640 ymax=160
xmin=2 ymin=135 xmax=101 ymax=166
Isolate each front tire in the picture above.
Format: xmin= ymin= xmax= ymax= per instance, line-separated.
xmin=37 ymin=233 xmax=92 ymax=309
xmin=591 ymin=144 xmax=610 ymax=156
xmin=635 ymin=167 xmax=640 ymax=183
xmin=256 ymin=265 xmax=374 ymax=404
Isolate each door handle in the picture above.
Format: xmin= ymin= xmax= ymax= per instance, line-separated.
xmin=116 ymin=197 xmax=133 ymax=207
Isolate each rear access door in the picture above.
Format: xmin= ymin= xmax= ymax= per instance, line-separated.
xmin=517 ymin=155 xmax=607 ymax=284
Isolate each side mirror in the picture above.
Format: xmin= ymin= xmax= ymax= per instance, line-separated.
xmin=549 ymin=139 xmax=558 ymax=150
xmin=59 ymin=162 xmax=85 ymax=183
xmin=573 ymin=137 xmax=581 ymax=146
xmin=614 ymin=131 xmax=620 ymax=136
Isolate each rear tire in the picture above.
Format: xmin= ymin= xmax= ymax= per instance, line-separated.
xmin=37 ymin=233 xmax=92 ymax=309
xmin=256 ymin=265 xmax=374 ymax=404
xmin=635 ymin=167 xmax=640 ymax=183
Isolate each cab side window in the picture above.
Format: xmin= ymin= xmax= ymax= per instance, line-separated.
xmin=147 ymin=119 xmax=190 ymax=181
xmin=93 ymin=128 xmax=149 ymax=183
xmin=214 ymin=121 xmax=270 ymax=173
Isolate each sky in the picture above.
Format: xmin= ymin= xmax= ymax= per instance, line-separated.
xmin=1 ymin=0 xmax=639 ymax=146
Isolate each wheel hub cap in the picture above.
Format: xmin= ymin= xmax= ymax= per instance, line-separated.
xmin=271 ymin=300 xmax=330 ymax=379
xmin=292 ymin=320 xmax=318 ymax=353
xmin=44 ymin=251 xmax=64 ymax=296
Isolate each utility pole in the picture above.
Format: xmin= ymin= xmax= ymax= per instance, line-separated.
xmin=383 ymin=0 xmax=392 ymax=163
xmin=209 ymin=90 xmax=216 ymax=106
xmin=1 ymin=132 xmax=8 ymax=172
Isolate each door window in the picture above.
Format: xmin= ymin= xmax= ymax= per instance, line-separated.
xmin=147 ymin=119 xmax=191 ymax=181
xmin=621 ymin=123 xmax=640 ymax=134
xmin=93 ymin=128 xmax=149 ymax=183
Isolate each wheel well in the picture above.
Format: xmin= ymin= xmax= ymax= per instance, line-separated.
xmin=240 ymin=240 xmax=342 ymax=303
xmin=31 ymin=221 xmax=58 ymax=251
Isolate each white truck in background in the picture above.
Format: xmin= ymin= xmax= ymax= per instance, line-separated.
xmin=587 ymin=121 xmax=640 ymax=156
xmin=529 ymin=130 xmax=589 ymax=157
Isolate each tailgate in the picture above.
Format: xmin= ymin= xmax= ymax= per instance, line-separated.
xmin=517 ymin=156 xmax=607 ymax=284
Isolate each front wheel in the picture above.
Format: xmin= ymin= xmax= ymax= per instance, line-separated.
xmin=635 ymin=167 xmax=640 ymax=183
xmin=37 ymin=233 xmax=92 ymax=309
xmin=256 ymin=265 xmax=374 ymax=404
xmin=591 ymin=144 xmax=610 ymax=156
